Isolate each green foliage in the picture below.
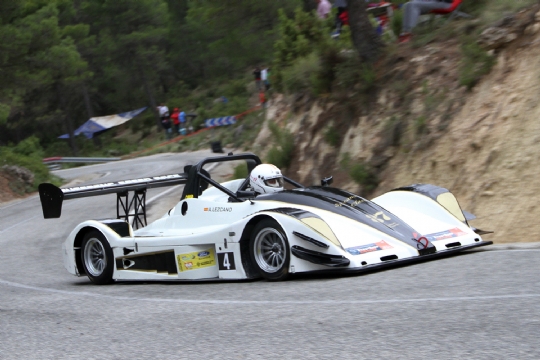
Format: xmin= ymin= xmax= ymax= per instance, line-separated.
xmin=463 ymin=0 xmax=537 ymax=26
xmin=0 ymin=143 xmax=61 ymax=193
xmin=266 ymin=122 xmax=294 ymax=169
xmin=324 ymin=125 xmax=340 ymax=147
xmin=415 ymin=115 xmax=427 ymax=135
xmin=334 ymin=55 xmax=376 ymax=93
xmin=272 ymin=6 xmax=346 ymax=93
xmin=0 ymin=0 xmax=532 ymax=160
xmin=459 ymin=38 xmax=496 ymax=90
xmin=280 ymin=53 xmax=321 ymax=95
xmin=382 ymin=116 xmax=403 ymax=147
xmin=13 ymin=136 xmax=44 ymax=157
xmin=391 ymin=8 xmax=403 ymax=37
xmin=273 ymin=8 xmax=327 ymax=69
xmin=233 ymin=162 xmax=249 ymax=180
xmin=340 ymin=153 xmax=378 ymax=191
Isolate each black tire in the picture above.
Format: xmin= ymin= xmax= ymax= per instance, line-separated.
xmin=249 ymin=219 xmax=290 ymax=281
xmin=80 ymin=230 xmax=114 ymax=285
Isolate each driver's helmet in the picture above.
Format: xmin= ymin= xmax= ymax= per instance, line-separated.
xmin=249 ymin=164 xmax=284 ymax=194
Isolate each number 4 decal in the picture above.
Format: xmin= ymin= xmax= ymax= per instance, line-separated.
xmin=218 ymin=252 xmax=236 ymax=271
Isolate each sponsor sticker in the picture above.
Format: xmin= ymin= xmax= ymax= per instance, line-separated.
xmin=177 ymin=248 xmax=216 ymax=271
xmin=335 ymin=195 xmax=365 ymax=208
xmin=423 ymin=228 xmax=468 ymax=242
xmin=346 ymin=240 xmax=393 ymax=255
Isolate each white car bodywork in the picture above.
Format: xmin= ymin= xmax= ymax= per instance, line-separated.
xmin=59 ymin=173 xmax=490 ymax=283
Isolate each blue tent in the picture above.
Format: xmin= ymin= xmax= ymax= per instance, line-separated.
xmin=59 ymin=107 xmax=147 ymax=139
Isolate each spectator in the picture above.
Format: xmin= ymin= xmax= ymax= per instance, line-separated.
xmin=179 ymin=109 xmax=187 ymax=134
xmin=334 ymin=0 xmax=347 ymax=35
xmin=259 ymin=91 xmax=267 ymax=108
xmin=316 ymin=0 xmax=331 ymax=19
xmin=264 ymin=67 xmax=271 ymax=91
xmin=157 ymin=103 xmax=171 ymax=138
xmin=399 ymin=0 xmax=453 ymax=43
xmin=253 ymin=66 xmax=262 ymax=91
xmin=171 ymin=107 xmax=180 ymax=134
xmin=261 ymin=67 xmax=270 ymax=92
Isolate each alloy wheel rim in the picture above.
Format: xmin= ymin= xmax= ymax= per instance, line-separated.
xmin=84 ymin=238 xmax=106 ymax=277
xmin=254 ymin=228 xmax=287 ymax=273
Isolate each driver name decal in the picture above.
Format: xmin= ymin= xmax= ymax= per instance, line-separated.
xmin=204 ymin=207 xmax=232 ymax=212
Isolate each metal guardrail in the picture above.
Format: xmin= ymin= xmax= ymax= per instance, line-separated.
xmin=43 ymin=157 xmax=121 ymax=170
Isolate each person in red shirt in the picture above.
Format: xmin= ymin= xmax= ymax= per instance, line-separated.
xmin=170 ymin=108 xmax=180 ymax=134
xmin=259 ymin=91 xmax=266 ymax=108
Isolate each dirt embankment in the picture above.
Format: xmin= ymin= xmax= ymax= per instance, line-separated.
xmin=260 ymin=5 xmax=540 ymax=243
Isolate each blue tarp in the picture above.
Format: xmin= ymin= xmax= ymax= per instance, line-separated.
xmin=59 ymin=107 xmax=147 ymax=139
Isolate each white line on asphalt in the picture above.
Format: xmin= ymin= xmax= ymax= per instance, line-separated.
xmin=0 ymin=277 xmax=539 ymax=305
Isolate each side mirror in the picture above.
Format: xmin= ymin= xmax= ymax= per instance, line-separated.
xmin=236 ymin=190 xmax=257 ymax=198
xmin=321 ymin=176 xmax=333 ymax=187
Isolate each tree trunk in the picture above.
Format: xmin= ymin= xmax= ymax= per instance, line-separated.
xmin=81 ymin=83 xmax=102 ymax=147
xmin=57 ymin=85 xmax=79 ymax=156
xmin=302 ymin=0 xmax=317 ymax=13
xmin=136 ymin=59 xmax=161 ymax=128
xmin=347 ymin=0 xmax=384 ymax=63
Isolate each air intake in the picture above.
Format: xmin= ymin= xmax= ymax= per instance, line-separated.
xmin=380 ymin=255 xmax=398 ymax=262
xmin=445 ymin=242 xmax=461 ymax=248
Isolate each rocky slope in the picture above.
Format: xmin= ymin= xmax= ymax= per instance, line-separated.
xmin=259 ymin=5 xmax=540 ymax=243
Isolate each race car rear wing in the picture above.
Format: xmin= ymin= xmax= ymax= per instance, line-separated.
xmin=38 ymin=173 xmax=188 ymax=229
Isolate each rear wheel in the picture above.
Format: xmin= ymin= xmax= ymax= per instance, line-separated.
xmin=81 ymin=230 xmax=114 ymax=285
xmin=249 ymin=219 xmax=290 ymax=281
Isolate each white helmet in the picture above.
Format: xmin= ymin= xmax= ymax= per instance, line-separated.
xmin=249 ymin=164 xmax=284 ymax=194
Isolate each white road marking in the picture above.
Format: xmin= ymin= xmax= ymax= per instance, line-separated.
xmin=0 ymin=215 xmax=39 ymax=235
xmin=0 ymin=277 xmax=538 ymax=304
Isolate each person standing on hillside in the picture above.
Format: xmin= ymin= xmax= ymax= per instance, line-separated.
xmin=316 ymin=0 xmax=331 ymax=19
xmin=334 ymin=0 xmax=348 ymax=35
xmin=261 ymin=67 xmax=269 ymax=91
xmin=179 ymin=109 xmax=187 ymax=134
xmin=399 ymin=0 xmax=453 ymax=43
xmin=157 ymin=103 xmax=171 ymax=138
xmin=264 ymin=67 xmax=271 ymax=91
xmin=171 ymin=107 xmax=180 ymax=134
xmin=253 ymin=66 xmax=262 ymax=91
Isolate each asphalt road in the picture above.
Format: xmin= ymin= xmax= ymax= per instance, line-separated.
xmin=1 ymin=151 xmax=539 ymax=359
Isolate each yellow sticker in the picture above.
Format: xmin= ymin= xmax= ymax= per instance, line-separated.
xmin=177 ymin=248 xmax=216 ymax=272
xmin=185 ymin=194 xmax=194 ymax=198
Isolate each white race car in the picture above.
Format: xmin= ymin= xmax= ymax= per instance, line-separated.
xmin=38 ymin=153 xmax=492 ymax=284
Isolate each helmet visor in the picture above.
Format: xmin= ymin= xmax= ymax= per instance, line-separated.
xmin=264 ymin=177 xmax=283 ymax=188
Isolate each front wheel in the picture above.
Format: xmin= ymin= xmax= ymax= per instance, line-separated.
xmin=249 ymin=219 xmax=290 ymax=281
xmin=81 ymin=230 xmax=114 ymax=285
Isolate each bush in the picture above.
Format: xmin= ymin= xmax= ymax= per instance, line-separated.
xmin=13 ymin=136 xmax=44 ymax=157
xmin=233 ymin=162 xmax=249 ymax=179
xmin=340 ymin=153 xmax=378 ymax=191
xmin=0 ymin=146 xmax=62 ymax=191
xmin=349 ymin=163 xmax=379 ymax=191
xmin=334 ymin=57 xmax=377 ymax=94
xmin=459 ymin=38 xmax=496 ymax=90
xmin=324 ymin=125 xmax=340 ymax=147
xmin=415 ymin=115 xmax=427 ymax=135
xmin=280 ymin=53 xmax=321 ymax=95
xmin=391 ymin=8 xmax=403 ymax=37
xmin=266 ymin=122 xmax=294 ymax=169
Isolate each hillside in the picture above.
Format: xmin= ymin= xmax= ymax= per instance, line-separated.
xmin=3 ymin=5 xmax=540 ymax=244
xmin=257 ymin=4 xmax=540 ymax=244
